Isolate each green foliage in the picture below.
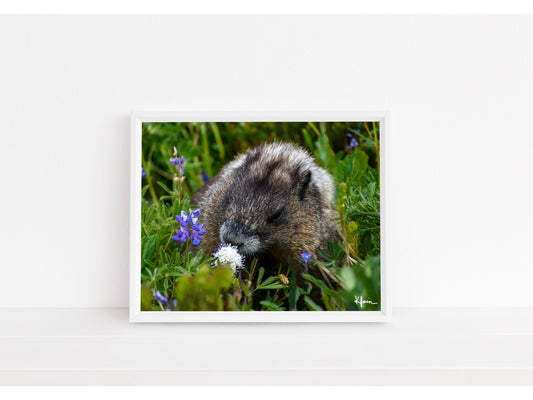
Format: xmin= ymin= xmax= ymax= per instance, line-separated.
xmin=140 ymin=121 xmax=381 ymax=311
xmin=176 ymin=266 xmax=237 ymax=311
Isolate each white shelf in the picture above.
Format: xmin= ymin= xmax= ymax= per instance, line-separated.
xmin=1 ymin=308 xmax=532 ymax=385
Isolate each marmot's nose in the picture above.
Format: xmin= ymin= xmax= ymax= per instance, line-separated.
xmin=220 ymin=220 xmax=253 ymax=246
xmin=219 ymin=220 xmax=260 ymax=254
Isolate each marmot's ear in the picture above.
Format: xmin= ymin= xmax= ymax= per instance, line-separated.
xmin=298 ymin=170 xmax=312 ymax=200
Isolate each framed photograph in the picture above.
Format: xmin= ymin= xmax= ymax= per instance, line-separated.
xmin=130 ymin=111 xmax=390 ymax=322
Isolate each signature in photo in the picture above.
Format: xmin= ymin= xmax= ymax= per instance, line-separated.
xmin=354 ymin=296 xmax=378 ymax=308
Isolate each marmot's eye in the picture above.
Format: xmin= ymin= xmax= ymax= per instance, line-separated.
xmin=267 ymin=209 xmax=285 ymax=223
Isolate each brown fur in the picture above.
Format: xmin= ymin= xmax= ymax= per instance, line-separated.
xmin=193 ymin=142 xmax=341 ymax=299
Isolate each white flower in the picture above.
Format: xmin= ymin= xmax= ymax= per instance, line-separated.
xmin=213 ymin=244 xmax=244 ymax=274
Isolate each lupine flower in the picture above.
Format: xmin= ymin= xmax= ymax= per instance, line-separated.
xmin=190 ymin=231 xmax=201 ymax=245
xmin=154 ymin=291 xmax=168 ymax=306
xmin=347 ymin=133 xmax=359 ymax=150
xmin=191 ymin=222 xmax=206 ymax=237
xmin=190 ymin=209 xmax=201 ymax=219
xmin=213 ymin=244 xmax=244 ymax=274
xmin=301 ymin=251 xmax=312 ymax=263
xmin=192 ymin=225 xmax=205 ymax=236
xmin=187 ymin=210 xmax=200 ymax=226
xmin=172 ymin=209 xmax=206 ymax=245
xmin=141 ymin=167 xmax=146 ymax=178
xmin=190 ymin=226 xmax=206 ymax=245
xmin=165 ymin=298 xmax=177 ymax=311
xmin=175 ymin=211 xmax=189 ymax=228
xmin=172 ymin=228 xmax=189 ymax=243
xmin=170 ymin=155 xmax=185 ymax=166
xmin=170 ymin=155 xmax=186 ymax=175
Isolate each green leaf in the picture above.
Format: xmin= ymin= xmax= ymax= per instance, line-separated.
xmin=302 ymin=129 xmax=315 ymax=153
xmin=210 ymin=122 xmax=225 ymax=159
xmin=304 ymin=296 xmax=323 ymax=311
xmin=256 ymin=275 xmax=284 ymax=290
xmin=140 ymin=285 xmax=154 ymax=311
xmin=336 ymin=150 xmax=369 ymax=188
xmin=157 ymin=181 xmax=173 ymax=195
xmin=256 ymin=267 xmax=265 ymax=286
xmin=141 ymin=234 xmax=157 ymax=270
xmin=315 ymin=133 xmax=335 ymax=170
xmin=260 ymin=300 xmax=285 ymax=311
xmin=339 ymin=267 xmax=356 ymax=291
xmin=258 ymin=283 xmax=285 ymax=290
xmin=289 ymin=269 xmax=298 ymax=311
xmin=301 ymin=273 xmax=329 ymax=292
xmin=200 ymin=123 xmax=213 ymax=177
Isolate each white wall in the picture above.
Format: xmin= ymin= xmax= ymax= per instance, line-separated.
xmin=0 ymin=15 xmax=531 ymax=308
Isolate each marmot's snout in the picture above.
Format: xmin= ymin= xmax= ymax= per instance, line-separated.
xmin=219 ymin=220 xmax=261 ymax=255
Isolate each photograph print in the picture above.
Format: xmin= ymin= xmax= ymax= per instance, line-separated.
xmin=136 ymin=119 xmax=383 ymax=316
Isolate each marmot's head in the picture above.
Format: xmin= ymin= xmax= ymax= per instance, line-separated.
xmin=197 ymin=142 xmax=336 ymax=260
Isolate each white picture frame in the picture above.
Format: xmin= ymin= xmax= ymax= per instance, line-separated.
xmin=130 ymin=110 xmax=390 ymax=322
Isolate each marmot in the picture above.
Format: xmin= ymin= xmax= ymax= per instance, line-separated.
xmin=193 ymin=142 xmax=341 ymax=291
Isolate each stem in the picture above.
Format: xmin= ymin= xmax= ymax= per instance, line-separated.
xmin=153 ymin=167 xmax=173 ymax=181
xmin=249 ymin=258 xmax=259 ymax=283
xmin=308 ymin=122 xmax=321 ymax=137
xmin=142 ymin=152 xmax=159 ymax=206
xmin=193 ymin=155 xmax=203 ymax=189
xmin=210 ymin=122 xmax=225 ymax=159
xmin=364 ymin=121 xmax=380 ymax=179
xmin=177 ymin=176 xmax=182 ymax=203
xmin=184 ymin=240 xmax=189 ymax=266
xmin=288 ymin=269 xmax=297 ymax=311
xmin=200 ymin=123 xmax=213 ymax=177
xmin=337 ymin=182 xmax=356 ymax=262
xmin=315 ymin=261 xmax=336 ymax=289
xmin=372 ymin=121 xmax=380 ymax=180
xmin=163 ymin=233 xmax=173 ymax=252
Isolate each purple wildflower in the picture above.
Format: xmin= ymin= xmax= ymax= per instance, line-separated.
xmin=347 ymin=133 xmax=359 ymax=150
xmin=170 ymin=155 xmax=186 ymax=175
xmin=169 ymin=155 xmax=185 ymax=166
xmin=201 ymin=169 xmax=209 ymax=183
xmin=154 ymin=291 xmax=168 ymax=306
xmin=175 ymin=211 xmax=189 ymax=228
xmin=187 ymin=212 xmax=198 ymax=226
xmin=171 ymin=228 xmax=189 ymax=243
xmin=165 ymin=298 xmax=177 ymax=311
xmin=172 ymin=209 xmax=206 ymax=245
xmin=141 ymin=167 xmax=146 ymax=178
xmin=301 ymin=251 xmax=312 ymax=263
xmin=192 ymin=223 xmax=206 ymax=234
xmin=191 ymin=209 xmax=201 ymax=219
xmin=190 ymin=223 xmax=206 ymax=245
xmin=190 ymin=231 xmax=201 ymax=246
